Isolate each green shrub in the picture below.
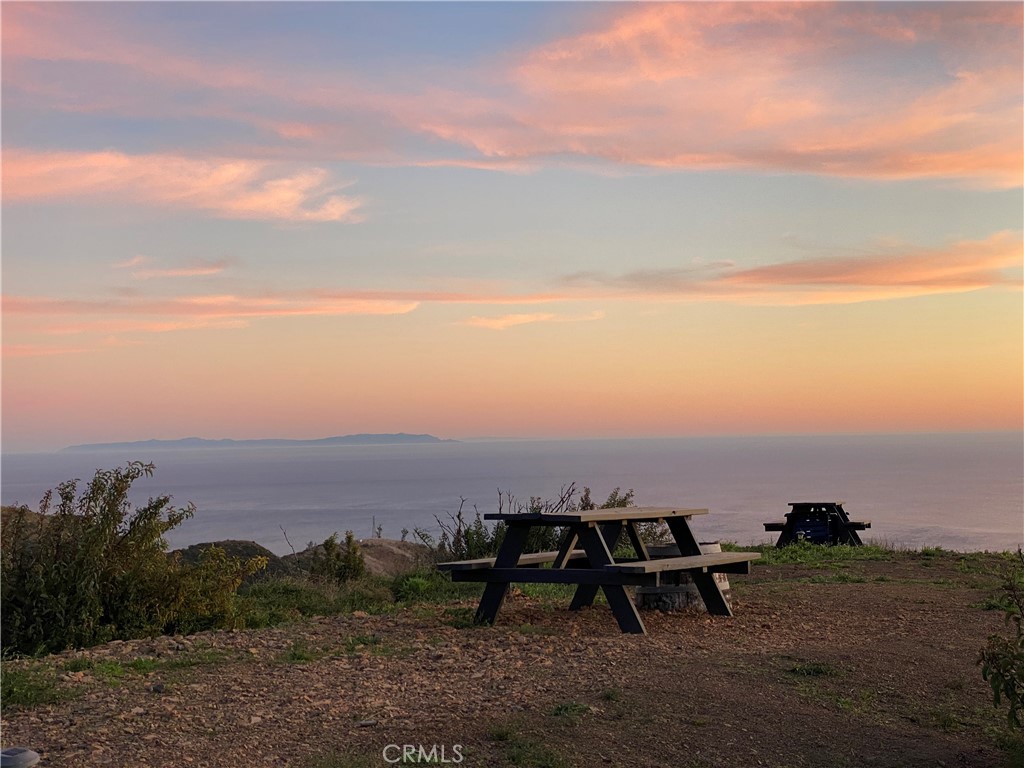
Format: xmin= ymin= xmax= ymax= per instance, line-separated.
xmin=416 ymin=484 xmax=645 ymax=562
xmin=310 ymin=531 xmax=366 ymax=582
xmin=979 ymin=550 xmax=1024 ymax=728
xmin=0 ymin=664 xmax=77 ymax=709
xmin=0 ymin=462 xmax=266 ymax=655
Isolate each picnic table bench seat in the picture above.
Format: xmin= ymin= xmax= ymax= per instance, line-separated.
xmin=604 ymin=551 xmax=760 ymax=575
xmin=437 ymin=549 xmax=588 ymax=571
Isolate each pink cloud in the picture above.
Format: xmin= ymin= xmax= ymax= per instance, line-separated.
xmin=130 ymin=259 xmax=231 ymax=280
xmin=5 ymin=4 xmax=1019 ymax=187
xmin=725 ymin=231 xmax=1021 ymax=291
xmin=5 ymin=293 xmax=420 ymax=321
xmin=113 ymin=255 xmax=148 ymax=269
xmin=1 ymin=343 xmax=89 ymax=358
xmin=564 ymin=231 xmax=1023 ymax=306
xmin=462 ymin=310 xmax=604 ymax=331
xmin=414 ymin=4 xmax=1023 ymax=187
xmin=2 ymin=150 xmax=363 ymax=223
xmin=5 ymin=231 xmax=1018 ymax=346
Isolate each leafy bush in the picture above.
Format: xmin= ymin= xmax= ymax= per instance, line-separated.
xmin=0 ymin=462 xmax=266 ymax=655
xmin=979 ymin=549 xmax=1024 ymax=727
xmin=416 ymin=484 xmax=651 ymax=562
xmin=309 ymin=531 xmax=366 ymax=582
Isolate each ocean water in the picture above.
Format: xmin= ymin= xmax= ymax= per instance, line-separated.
xmin=2 ymin=433 xmax=1021 ymax=555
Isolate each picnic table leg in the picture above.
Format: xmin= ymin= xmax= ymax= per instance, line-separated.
xmin=552 ymin=524 xmax=584 ymax=569
xmin=474 ymin=523 xmax=529 ymax=626
xmin=577 ymin=524 xmax=646 ymax=635
xmin=840 ymin=526 xmax=864 ymax=546
xmin=665 ymin=517 xmax=733 ymax=617
xmin=624 ymin=521 xmax=650 ymax=561
xmin=568 ymin=522 xmax=623 ymax=611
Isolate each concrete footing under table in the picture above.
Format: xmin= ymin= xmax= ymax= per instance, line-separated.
xmin=635 ymin=542 xmax=731 ymax=613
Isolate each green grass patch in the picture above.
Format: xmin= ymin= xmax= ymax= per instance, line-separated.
xmin=518 ymin=583 xmax=576 ymax=601
xmin=550 ymin=700 xmax=591 ymax=720
xmin=724 ymin=541 xmax=896 ymax=566
xmin=280 ymin=641 xmax=323 ymax=664
xmin=237 ymin=575 xmax=398 ymax=627
xmin=90 ymin=659 xmax=127 ymax=684
xmin=976 ymin=595 xmax=1013 ymax=611
xmin=61 ymin=656 xmax=159 ymax=683
xmin=501 ymin=735 xmax=568 ymax=768
xmin=161 ymin=647 xmax=231 ymax=670
xmin=237 ymin=569 xmax=485 ymax=629
xmin=343 ymin=634 xmax=381 ymax=654
xmin=125 ymin=658 xmax=160 ymax=673
xmin=487 ymin=724 xmax=515 ymax=742
xmin=1 ymin=664 xmax=80 ymax=709
xmin=788 ymin=661 xmax=838 ymax=678
xmin=835 ymin=690 xmax=878 ymax=714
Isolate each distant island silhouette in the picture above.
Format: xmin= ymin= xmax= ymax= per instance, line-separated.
xmin=62 ymin=433 xmax=456 ymax=452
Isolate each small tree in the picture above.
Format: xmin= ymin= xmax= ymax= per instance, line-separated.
xmin=979 ymin=549 xmax=1024 ymax=728
xmin=310 ymin=531 xmax=366 ymax=582
xmin=0 ymin=462 xmax=266 ymax=654
xmin=417 ymin=483 xmax=659 ymax=561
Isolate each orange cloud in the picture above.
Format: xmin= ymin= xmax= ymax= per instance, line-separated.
xmin=130 ymin=259 xmax=231 ymax=280
xmin=417 ymin=3 xmax=1023 ymax=187
xmin=462 ymin=310 xmax=604 ymax=331
xmin=5 ymin=293 xmax=419 ymax=321
xmin=3 ymin=233 xmax=1018 ymax=357
xmin=561 ymin=231 xmax=1023 ymax=306
xmin=1 ymin=343 xmax=89 ymax=358
xmin=113 ymin=255 xmax=148 ymax=269
xmin=2 ymin=150 xmax=363 ymax=223
xmin=725 ymin=231 xmax=1021 ymax=290
xmin=5 ymin=3 xmax=1019 ymax=187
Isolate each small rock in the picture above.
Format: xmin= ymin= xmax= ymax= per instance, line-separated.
xmin=357 ymin=719 xmax=378 ymax=727
xmin=150 ymin=683 xmax=165 ymax=694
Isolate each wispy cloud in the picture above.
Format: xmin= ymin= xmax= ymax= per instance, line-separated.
xmin=462 ymin=311 xmax=604 ymax=331
xmin=562 ymin=231 xmax=1023 ymax=306
xmin=6 ymin=292 xmax=420 ymax=322
xmin=4 ymin=4 xmax=1019 ymax=187
xmin=470 ymin=3 xmax=1022 ymax=187
xmin=113 ymin=255 xmax=148 ymax=269
xmin=2 ymin=343 xmax=90 ymax=358
xmin=2 ymin=150 xmax=363 ymax=223
xmin=3 ymin=232 xmax=1018 ymax=360
xmin=130 ymin=259 xmax=231 ymax=280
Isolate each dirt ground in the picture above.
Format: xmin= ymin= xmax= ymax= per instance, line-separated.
xmin=1 ymin=551 xmax=1017 ymax=768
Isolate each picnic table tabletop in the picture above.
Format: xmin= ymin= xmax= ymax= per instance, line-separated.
xmin=484 ymin=506 xmax=709 ymax=524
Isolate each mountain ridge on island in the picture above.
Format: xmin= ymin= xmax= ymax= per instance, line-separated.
xmin=62 ymin=433 xmax=457 ymax=452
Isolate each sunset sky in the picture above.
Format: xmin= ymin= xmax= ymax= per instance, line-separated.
xmin=2 ymin=2 xmax=1022 ymax=453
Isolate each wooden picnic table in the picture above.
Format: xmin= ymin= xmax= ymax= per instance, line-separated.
xmin=437 ymin=506 xmax=759 ymax=635
xmin=764 ymin=501 xmax=871 ymax=547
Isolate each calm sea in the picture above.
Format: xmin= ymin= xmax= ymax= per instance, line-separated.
xmin=2 ymin=433 xmax=1021 ymax=555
